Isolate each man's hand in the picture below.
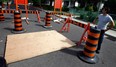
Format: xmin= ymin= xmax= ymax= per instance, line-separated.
xmin=92 ymin=17 xmax=98 ymax=24
xmin=105 ymin=21 xmax=115 ymax=31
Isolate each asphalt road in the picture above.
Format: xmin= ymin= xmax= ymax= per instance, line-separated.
xmin=0 ymin=7 xmax=116 ymax=67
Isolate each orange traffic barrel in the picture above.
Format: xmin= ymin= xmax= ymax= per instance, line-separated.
xmin=11 ymin=10 xmax=15 ymax=13
xmin=44 ymin=12 xmax=52 ymax=28
xmin=12 ymin=10 xmax=26 ymax=34
xmin=0 ymin=7 xmax=5 ymax=21
xmin=78 ymin=26 xmax=100 ymax=64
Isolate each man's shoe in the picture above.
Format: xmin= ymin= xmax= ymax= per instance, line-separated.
xmin=96 ymin=50 xmax=100 ymax=54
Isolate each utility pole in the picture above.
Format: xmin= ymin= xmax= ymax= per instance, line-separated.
xmin=97 ymin=0 xmax=108 ymax=12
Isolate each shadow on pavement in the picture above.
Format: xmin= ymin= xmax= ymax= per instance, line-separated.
xmin=4 ymin=28 xmax=13 ymax=31
xmin=60 ymin=45 xmax=84 ymax=56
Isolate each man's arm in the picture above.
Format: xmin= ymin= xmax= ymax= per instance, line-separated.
xmin=105 ymin=21 xmax=115 ymax=31
xmin=93 ymin=17 xmax=98 ymax=24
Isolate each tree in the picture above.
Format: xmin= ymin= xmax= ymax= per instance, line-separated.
xmin=104 ymin=0 xmax=116 ymax=14
xmin=32 ymin=0 xmax=41 ymax=6
xmin=0 ymin=0 xmax=8 ymax=8
xmin=78 ymin=0 xmax=101 ymax=11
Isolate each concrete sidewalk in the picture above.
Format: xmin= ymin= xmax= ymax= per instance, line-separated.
xmin=105 ymin=30 xmax=116 ymax=38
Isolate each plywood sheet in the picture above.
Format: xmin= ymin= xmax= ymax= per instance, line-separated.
xmin=5 ymin=30 xmax=76 ymax=64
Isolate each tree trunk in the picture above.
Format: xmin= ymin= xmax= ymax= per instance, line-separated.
xmin=50 ymin=0 xmax=53 ymax=6
xmin=0 ymin=2 xmax=2 ymax=6
xmin=64 ymin=1 xmax=69 ymax=7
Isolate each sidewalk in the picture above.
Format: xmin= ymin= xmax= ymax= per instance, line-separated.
xmin=56 ymin=15 xmax=116 ymax=38
xmin=105 ymin=30 xmax=116 ymax=38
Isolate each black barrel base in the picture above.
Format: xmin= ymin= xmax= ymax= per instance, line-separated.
xmin=11 ymin=29 xmax=26 ymax=34
xmin=0 ymin=19 xmax=4 ymax=21
xmin=43 ymin=25 xmax=52 ymax=29
xmin=78 ymin=51 xmax=99 ymax=64
xmin=0 ymin=57 xmax=7 ymax=67
xmin=0 ymin=17 xmax=5 ymax=21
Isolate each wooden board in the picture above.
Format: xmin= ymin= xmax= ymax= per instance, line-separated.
xmin=5 ymin=30 xmax=76 ymax=64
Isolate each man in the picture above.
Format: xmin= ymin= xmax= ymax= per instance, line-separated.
xmin=93 ymin=7 xmax=115 ymax=54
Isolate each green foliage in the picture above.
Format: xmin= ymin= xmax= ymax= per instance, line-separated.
xmin=93 ymin=6 xmax=98 ymax=12
xmin=32 ymin=0 xmax=41 ymax=6
xmin=32 ymin=0 xmax=41 ymax=2
xmin=80 ymin=14 xmax=84 ymax=19
xmin=42 ymin=5 xmax=54 ymax=10
xmin=85 ymin=4 xmax=93 ymax=11
xmin=80 ymin=11 xmax=98 ymax=22
xmin=28 ymin=0 xmax=32 ymax=2
xmin=62 ymin=7 xmax=69 ymax=12
xmin=75 ymin=6 xmax=84 ymax=11
xmin=1 ymin=0 xmax=8 ymax=2
xmin=32 ymin=0 xmax=46 ymax=3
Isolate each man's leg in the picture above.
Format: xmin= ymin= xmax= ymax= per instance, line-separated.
xmin=96 ymin=30 xmax=105 ymax=53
